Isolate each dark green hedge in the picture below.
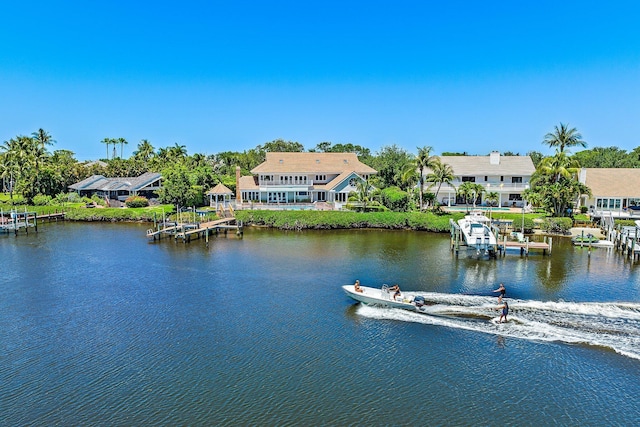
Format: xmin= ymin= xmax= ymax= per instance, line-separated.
xmin=235 ymin=210 xmax=462 ymax=232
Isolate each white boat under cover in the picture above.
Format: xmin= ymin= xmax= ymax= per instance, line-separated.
xmin=457 ymin=210 xmax=497 ymax=251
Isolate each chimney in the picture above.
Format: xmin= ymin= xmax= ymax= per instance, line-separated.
xmin=490 ymin=151 xmax=500 ymax=165
xmin=235 ymin=166 xmax=242 ymax=203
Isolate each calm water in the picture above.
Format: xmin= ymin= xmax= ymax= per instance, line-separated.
xmin=1 ymin=222 xmax=639 ymax=426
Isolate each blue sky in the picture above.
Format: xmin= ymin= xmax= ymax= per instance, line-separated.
xmin=1 ymin=1 xmax=638 ymax=160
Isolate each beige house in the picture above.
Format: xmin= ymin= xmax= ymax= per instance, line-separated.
xmin=578 ymin=168 xmax=640 ymax=215
xmin=236 ymin=152 xmax=377 ymax=209
xmin=433 ymin=151 xmax=536 ymax=208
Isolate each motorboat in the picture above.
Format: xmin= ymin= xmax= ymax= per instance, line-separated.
xmin=456 ymin=210 xmax=497 ymax=255
xmin=571 ymin=233 xmax=614 ymax=247
xmin=342 ymin=284 xmax=426 ymax=312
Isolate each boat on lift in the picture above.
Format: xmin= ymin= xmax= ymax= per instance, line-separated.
xmin=456 ymin=210 xmax=498 ymax=257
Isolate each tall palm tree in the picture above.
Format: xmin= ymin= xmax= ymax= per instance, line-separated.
xmin=117 ymin=137 xmax=128 ymax=158
xmin=101 ymin=137 xmax=111 ymax=160
xmin=414 ymin=146 xmax=437 ymax=209
xmin=543 ymin=123 xmax=587 ymax=153
xmin=32 ymin=128 xmax=55 ymax=149
xmin=31 ymin=130 xmax=54 ymax=187
xmin=425 ymin=159 xmax=454 ymax=202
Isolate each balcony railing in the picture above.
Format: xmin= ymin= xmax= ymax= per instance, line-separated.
xmin=432 ymin=182 xmax=530 ymax=192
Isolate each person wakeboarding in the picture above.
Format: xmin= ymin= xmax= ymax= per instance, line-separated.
xmin=493 ymin=283 xmax=506 ymax=302
xmin=498 ymin=299 xmax=509 ymax=323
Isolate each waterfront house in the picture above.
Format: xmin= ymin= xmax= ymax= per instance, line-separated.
xmin=236 ymin=152 xmax=377 ymax=209
xmin=432 ymin=151 xmax=535 ymax=208
xmin=578 ymin=168 xmax=640 ymax=216
xmin=69 ymin=172 xmax=162 ymax=203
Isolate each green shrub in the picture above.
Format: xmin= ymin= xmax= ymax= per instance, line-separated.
xmin=540 ymin=217 xmax=572 ymax=234
xmin=580 ymin=206 xmax=588 ymax=214
xmin=32 ymin=194 xmax=52 ymax=206
xmin=125 ymin=196 xmax=149 ymax=208
xmin=380 ymin=186 xmax=410 ymax=212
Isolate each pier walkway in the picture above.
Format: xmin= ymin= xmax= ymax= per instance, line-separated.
xmin=147 ymin=216 xmax=243 ymax=244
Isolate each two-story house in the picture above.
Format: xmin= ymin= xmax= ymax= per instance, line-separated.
xmin=236 ymin=152 xmax=377 ymax=208
xmin=433 ymin=151 xmax=535 ymax=208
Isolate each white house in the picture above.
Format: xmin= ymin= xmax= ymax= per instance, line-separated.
xmin=431 ymin=151 xmax=536 ymax=208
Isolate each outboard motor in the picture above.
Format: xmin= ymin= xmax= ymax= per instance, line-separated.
xmin=413 ymin=295 xmax=426 ymax=307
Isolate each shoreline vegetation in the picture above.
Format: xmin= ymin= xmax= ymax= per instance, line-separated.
xmin=3 ymin=200 xmax=622 ymax=234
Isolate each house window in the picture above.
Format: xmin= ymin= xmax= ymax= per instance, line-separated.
xmin=336 ymin=193 xmax=347 ymax=202
xmin=484 ymin=176 xmax=488 ymax=182
xmin=317 ymin=191 xmax=326 ymax=201
xmin=462 ymin=177 xmax=475 ymax=182
xmin=500 ymin=176 xmax=504 ymax=182
xmin=596 ymin=198 xmax=621 ymax=209
xmin=512 ymin=177 xmax=523 ymax=184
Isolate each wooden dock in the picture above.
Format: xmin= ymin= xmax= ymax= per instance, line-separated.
xmin=147 ymin=217 xmax=243 ymax=244
xmin=498 ymin=239 xmax=552 ymax=256
xmin=602 ymin=222 xmax=640 ymax=261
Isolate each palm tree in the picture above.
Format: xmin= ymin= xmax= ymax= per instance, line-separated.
xmin=32 ymin=128 xmax=55 ymax=149
xmin=470 ymin=183 xmax=484 ymax=209
xmin=425 ymin=159 xmax=454 ymax=202
xmin=168 ymin=143 xmax=188 ymax=161
xmin=457 ymin=181 xmax=475 ymax=212
xmin=133 ymin=139 xmax=155 ymax=162
xmin=543 ymin=123 xmax=587 ymax=153
xmin=414 ymin=146 xmax=437 ymax=209
xmin=535 ymin=151 xmax=580 ymax=183
xmin=117 ymin=137 xmax=128 ymax=158
xmin=485 ymin=191 xmax=499 ymax=221
xmin=353 ymin=178 xmax=371 ymax=212
xmin=100 ymin=138 xmax=111 ymax=160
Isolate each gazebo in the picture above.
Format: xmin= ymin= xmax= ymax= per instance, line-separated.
xmin=207 ymin=183 xmax=233 ymax=208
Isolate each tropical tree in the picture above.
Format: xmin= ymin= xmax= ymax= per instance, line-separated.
xmin=425 ymin=159 xmax=455 ymax=203
xmin=351 ymin=178 xmax=372 ymax=211
xmin=100 ymin=137 xmax=111 ymax=160
xmin=456 ymin=181 xmax=475 ymax=211
xmin=485 ymin=191 xmax=499 ymax=207
xmin=133 ymin=139 xmax=155 ymax=163
xmin=414 ymin=146 xmax=437 ymax=210
xmin=543 ymin=123 xmax=587 ymax=153
xmin=117 ymin=137 xmax=129 ymax=159
xmin=371 ymin=144 xmax=413 ymax=188
xmin=168 ymin=143 xmax=188 ymax=161
xmin=530 ymin=151 xmax=586 ymax=217
xmin=536 ymin=151 xmax=580 ymax=183
xmin=260 ymin=139 xmax=305 ymax=153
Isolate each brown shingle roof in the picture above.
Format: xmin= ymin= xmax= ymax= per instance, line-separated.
xmin=251 ymin=152 xmax=377 ymax=174
xmin=583 ymin=168 xmax=640 ymax=197
xmin=207 ymin=183 xmax=233 ymax=195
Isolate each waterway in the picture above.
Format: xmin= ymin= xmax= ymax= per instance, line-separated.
xmin=1 ymin=222 xmax=639 ymax=425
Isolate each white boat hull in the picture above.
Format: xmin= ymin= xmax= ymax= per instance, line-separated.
xmin=342 ymin=285 xmax=419 ymax=311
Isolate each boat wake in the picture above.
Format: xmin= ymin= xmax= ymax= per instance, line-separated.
xmin=355 ymin=292 xmax=640 ymax=361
